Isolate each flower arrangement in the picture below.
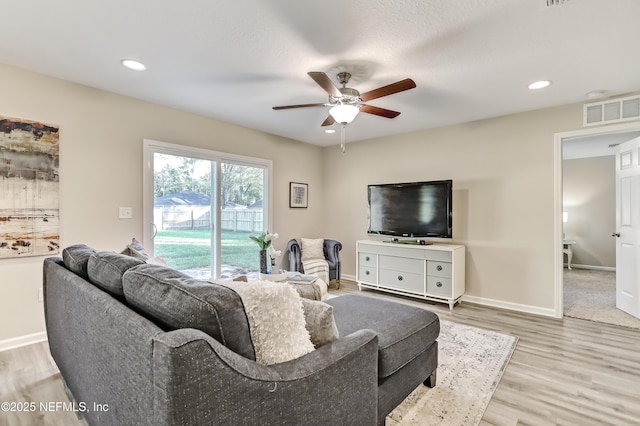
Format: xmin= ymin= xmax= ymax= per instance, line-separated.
xmin=250 ymin=232 xmax=282 ymax=273
xmin=267 ymin=244 xmax=282 ymax=262
xmin=249 ymin=231 xmax=279 ymax=250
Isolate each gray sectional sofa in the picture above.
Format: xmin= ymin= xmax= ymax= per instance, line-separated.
xmin=43 ymin=244 xmax=440 ymax=425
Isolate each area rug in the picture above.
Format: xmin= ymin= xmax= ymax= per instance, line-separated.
xmin=387 ymin=320 xmax=518 ymax=426
xmin=564 ymin=269 xmax=640 ymax=329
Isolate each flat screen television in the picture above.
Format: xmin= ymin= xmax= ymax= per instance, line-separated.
xmin=367 ymin=180 xmax=452 ymax=239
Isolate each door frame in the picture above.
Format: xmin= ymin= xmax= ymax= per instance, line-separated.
xmin=553 ymin=121 xmax=640 ymax=318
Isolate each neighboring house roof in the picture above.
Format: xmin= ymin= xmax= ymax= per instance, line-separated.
xmin=154 ymin=191 xmax=210 ymax=206
xmin=247 ymin=200 xmax=262 ymax=209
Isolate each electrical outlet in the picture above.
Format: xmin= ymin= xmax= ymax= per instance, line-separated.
xmin=119 ymin=207 xmax=133 ymax=219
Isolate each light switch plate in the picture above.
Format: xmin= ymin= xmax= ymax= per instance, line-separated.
xmin=119 ymin=207 xmax=133 ymax=219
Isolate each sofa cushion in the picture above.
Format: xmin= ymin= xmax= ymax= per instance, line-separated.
xmin=122 ymin=264 xmax=256 ymax=360
xmin=216 ymin=280 xmax=315 ymax=365
xmin=327 ymin=294 xmax=440 ymax=378
xmin=62 ymin=244 xmax=97 ymax=279
xmin=87 ymin=251 xmax=145 ymax=298
xmin=300 ymin=298 xmax=339 ymax=348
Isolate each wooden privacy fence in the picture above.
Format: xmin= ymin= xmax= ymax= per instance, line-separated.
xmin=153 ymin=206 xmax=263 ymax=232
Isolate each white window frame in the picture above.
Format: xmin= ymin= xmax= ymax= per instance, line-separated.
xmin=142 ymin=139 xmax=272 ymax=277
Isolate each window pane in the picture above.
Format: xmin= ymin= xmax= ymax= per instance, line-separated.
xmin=153 ymin=153 xmax=213 ymax=278
xmin=220 ymin=163 xmax=265 ymax=278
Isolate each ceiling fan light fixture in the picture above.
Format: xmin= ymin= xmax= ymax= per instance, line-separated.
xmin=329 ymin=104 xmax=360 ymax=124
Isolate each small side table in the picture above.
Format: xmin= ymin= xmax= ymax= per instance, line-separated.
xmin=563 ymin=240 xmax=577 ymax=269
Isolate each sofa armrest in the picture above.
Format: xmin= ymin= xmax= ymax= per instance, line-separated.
xmin=152 ymin=328 xmax=378 ymax=425
xmin=287 ymin=238 xmax=302 ymax=273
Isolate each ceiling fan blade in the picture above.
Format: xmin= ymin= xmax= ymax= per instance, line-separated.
xmin=308 ymin=72 xmax=342 ymax=98
xmin=272 ymin=103 xmax=326 ymax=110
xmin=321 ymin=115 xmax=335 ymax=126
xmin=360 ymin=104 xmax=401 ymax=119
xmin=360 ymin=78 xmax=416 ymax=102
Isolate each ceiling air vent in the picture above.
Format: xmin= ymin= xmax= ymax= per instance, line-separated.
xmin=584 ymin=94 xmax=640 ymax=126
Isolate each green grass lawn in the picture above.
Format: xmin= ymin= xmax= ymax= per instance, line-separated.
xmin=154 ymin=229 xmax=260 ymax=270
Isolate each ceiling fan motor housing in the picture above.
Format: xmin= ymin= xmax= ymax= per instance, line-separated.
xmin=334 ymin=87 xmax=361 ymax=105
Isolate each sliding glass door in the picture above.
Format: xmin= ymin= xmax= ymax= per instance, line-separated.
xmin=143 ymin=140 xmax=271 ymax=279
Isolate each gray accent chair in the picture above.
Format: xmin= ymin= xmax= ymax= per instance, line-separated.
xmin=287 ymin=238 xmax=342 ymax=287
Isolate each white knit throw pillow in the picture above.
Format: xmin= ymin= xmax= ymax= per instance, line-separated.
xmin=301 ymin=238 xmax=324 ymax=261
xmin=219 ymin=280 xmax=314 ymax=365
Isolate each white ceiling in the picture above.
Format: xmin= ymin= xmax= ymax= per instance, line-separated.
xmin=1 ymin=0 xmax=639 ymax=147
xmin=562 ymin=131 xmax=640 ymax=160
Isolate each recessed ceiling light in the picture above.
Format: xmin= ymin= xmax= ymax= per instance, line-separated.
xmin=528 ymin=80 xmax=551 ymax=90
xmin=121 ymin=59 xmax=146 ymax=71
xmin=325 ymin=129 xmax=336 ymax=134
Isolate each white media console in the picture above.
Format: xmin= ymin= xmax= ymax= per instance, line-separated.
xmin=356 ymin=239 xmax=465 ymax=309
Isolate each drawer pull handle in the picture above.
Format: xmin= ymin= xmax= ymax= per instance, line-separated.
xmin=365 ymin=270 xmax=370 ymax=275
xmin=436 ymin=265 xmax=443 ymax=271
xmin=397 ymin=275 xmax=403 ymax=281
xmin=436 ymin=281 xmax=443 ymax=287
xmin=365 ymin=256 xmax=370 ymax=261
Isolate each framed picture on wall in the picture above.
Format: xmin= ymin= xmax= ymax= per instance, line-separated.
xmin=289 ymin=182 xmax=308 ymax=208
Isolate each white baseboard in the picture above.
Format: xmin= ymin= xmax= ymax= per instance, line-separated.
xmin=462 ymin=294 xmax=559 ymax=318
xmin=567 ymin=264 xmax=616 ymax=272
xmin=0 ymin=332 xmax=47 ymax=352
xmin=341 ymin=273 xmax=356 ymax=282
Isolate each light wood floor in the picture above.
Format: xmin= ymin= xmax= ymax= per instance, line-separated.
xmin=2 ymin=281 xmax=639 ymax=426
xmin=333 ymin=281 xmax=640 ymax=426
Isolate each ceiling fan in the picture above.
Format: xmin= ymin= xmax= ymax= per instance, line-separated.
xmin=273 ymin=71 xmax=416 ymax=127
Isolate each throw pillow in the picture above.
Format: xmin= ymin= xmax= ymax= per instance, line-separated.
xmin=121 ymin=237 xmax=167 ymax=266
xmin=301 ymin=238 xmax=324 ymax=261
xmin=218 ymin=280 xmax=315 ymax=365
xmin=300 ymin=298 xmax=339 ymax=348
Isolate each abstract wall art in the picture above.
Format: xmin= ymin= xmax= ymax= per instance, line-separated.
xmin=0 ymin=115 xmax=60 ymax=258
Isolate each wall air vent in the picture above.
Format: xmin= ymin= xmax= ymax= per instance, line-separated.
xmin=583 ymin=94 xmax=640 ymax=126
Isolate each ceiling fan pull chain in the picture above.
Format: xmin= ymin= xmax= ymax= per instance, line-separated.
xmin=341 ymin=125 xmax=346 ymax=153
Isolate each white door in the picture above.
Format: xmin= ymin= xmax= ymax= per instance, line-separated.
xmin=615 ymin=136 xmax=640 ymax=319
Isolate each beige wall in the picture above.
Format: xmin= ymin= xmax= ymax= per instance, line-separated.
xmin=0 ymin=63 xmax=325 ymax=344
xmin=562 ymin=156 xmax=616 ymax=268
xmin=0 ymin=60 xmax=601 ymax=345
xmin=323 ymin=105 xmax=584 ymax=313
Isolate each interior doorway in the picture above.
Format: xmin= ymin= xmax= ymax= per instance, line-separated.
xmin=554 ymin=122 xmax=640 ymax=324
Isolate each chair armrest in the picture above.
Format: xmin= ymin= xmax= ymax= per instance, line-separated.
xmin=153 ymin=328 xmax=378 ymax=425
xmin=287 ymin=238 xmax=303 ymax=273
xmin=324 ymin=239 xmax=342 ymax=280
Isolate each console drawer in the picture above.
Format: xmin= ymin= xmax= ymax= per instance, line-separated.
xmin=427 ymin=261 xmax=452 ymax=278
xmin=358 ymin=266 xmax=378 ymax=284
xmin=426 ymin=276 xmax=452 ymax=298
xmin=358 ymin=252 xmax=378 ymax=268
xmin=379 ymin=255 xmax=424 ymax=275
xmin=379 ymin=269 xmax=424 ymax=294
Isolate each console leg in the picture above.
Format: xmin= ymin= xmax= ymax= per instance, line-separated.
xmin=423 ymin=370 xmax=437 ymax=388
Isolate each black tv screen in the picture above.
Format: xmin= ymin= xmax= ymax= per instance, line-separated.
xmin=367 ymin=180 xmax=452 ymax=238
